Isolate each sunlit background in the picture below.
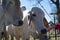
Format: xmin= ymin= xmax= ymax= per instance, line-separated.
xmin=20 ymin=0 xmax=58 ymax=23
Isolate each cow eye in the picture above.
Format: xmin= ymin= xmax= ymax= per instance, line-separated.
xmin=32 ymin=14 xmax=36 ymax=17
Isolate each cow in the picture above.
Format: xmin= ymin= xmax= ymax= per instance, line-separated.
xmin=28 ymin=7 xmax=49 ymax=40
xmin=0 ymin=0 xmax=23 ymax=40
xmin=6 ymin=8 xmax=30 ymax=40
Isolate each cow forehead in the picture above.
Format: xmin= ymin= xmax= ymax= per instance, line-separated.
xmin=31 ymin=7 xmax=42 ymax=12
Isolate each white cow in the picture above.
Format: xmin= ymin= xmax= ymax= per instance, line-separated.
xmin=6 ymin=10 xmax=30 ymax=40
xmin=0 ymin=0 xmax=23 ymax=40
xmin=28 ymin=7 xmax=49 ymax=40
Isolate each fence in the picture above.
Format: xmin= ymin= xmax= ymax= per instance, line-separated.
xmin=47 ymin=29 xmax=60 ymax=40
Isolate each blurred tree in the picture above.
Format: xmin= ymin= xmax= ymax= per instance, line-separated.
xmin=50 ymin=0 xmax=60 ymax=23
xmin=28 ymin=0 xmax=59 ymax=23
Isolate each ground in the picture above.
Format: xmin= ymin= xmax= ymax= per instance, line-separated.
xmin=2 ymin=29 xmax=60 ymax=40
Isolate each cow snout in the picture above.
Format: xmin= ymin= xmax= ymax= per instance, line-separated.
xmin=18 ymin=20 xmax=23 ymax=26
xmin=13 ymin=20 xmax=23 ymax=26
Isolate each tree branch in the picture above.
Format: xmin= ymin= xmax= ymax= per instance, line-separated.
xmin=56 ymin=0 xmax=59 ymax=9
xmin=51 ymin=0 xmax=56 ymax=4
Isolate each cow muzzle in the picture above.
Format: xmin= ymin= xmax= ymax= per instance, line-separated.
xmin=13 ymin=20 xmax=23 ymax=26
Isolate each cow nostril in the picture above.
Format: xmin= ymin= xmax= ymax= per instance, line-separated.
xmin=18 ymin=20 xmax=23 ymax=26
xmin=13 ymin=20 xmax=23 ymax=26
xmin=1 ymin=32 xmax=4 ymax=36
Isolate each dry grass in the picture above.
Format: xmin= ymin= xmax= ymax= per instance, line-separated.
xmin=2 ymin=29 xmax=60 ymax=40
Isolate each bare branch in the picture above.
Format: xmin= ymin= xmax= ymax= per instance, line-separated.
xmin=56 ymin=0 xmax=59 ymax=9
xmin=51 ymin=0 xmax=56 ymax=4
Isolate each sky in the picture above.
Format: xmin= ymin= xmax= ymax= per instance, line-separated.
xmin=20 ymin=0 xmax=57 ymax=23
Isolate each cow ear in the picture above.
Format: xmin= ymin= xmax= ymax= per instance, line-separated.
xmin=28 ymin=11 xmax=32 ymax=14
xmin=28 ymin=15 xmax=30 ymax=20
xmin=21 ymin=6 xmax=26 ymax=11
